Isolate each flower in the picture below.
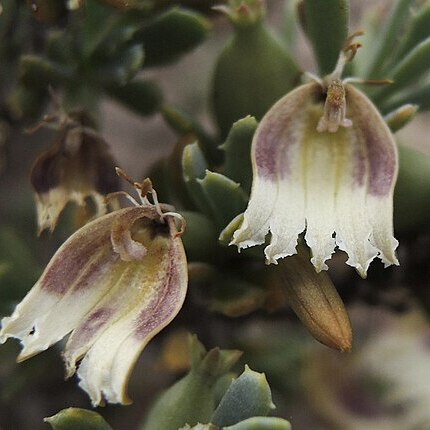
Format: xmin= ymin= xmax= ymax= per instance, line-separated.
xmin=231 ymin=37 xmax=399 ymax=277
xmin=0 ymin=173 xmax=188 ymax=405
xmin=30 ymin=110 xmax=119 ymax=234
xmin=305 ymin=307 xmax=430 ymax=430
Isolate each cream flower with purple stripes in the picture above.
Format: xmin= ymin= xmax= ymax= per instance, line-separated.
xmin=0 ymin=172 xmax=187 ymax=406
xmin=231 ymin=38 xmax=399 ymax=278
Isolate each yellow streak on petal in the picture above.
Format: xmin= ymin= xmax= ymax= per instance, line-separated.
xmin=72 ymin=225 xmax=187 ymax=405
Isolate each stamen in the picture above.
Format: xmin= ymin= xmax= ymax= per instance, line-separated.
xmin=163 ymin=212 xmax=187 ymax=237
xmin=317 ymin=79 xmax=352 ymax=133
xmin=105 ymin=191 xmax=140 ymax=208
xmin=149 ymin=187 xmax=165 ymax=220
xmin=114 ymin=167 xmax=184 ymax=233
xmin=343 ymin=78 xmax=394 ymax=86
xmin=115 ymin=167 xmax=135 ymax=186
xmin=329 ymin=32 xmax=364 ymax=81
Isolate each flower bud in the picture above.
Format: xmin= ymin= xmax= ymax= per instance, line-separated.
xmin=276 ymin=249 xmax=352 ymax=352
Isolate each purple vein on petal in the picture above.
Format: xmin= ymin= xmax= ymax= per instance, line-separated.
xmin=346 ymin=85 xmax=398 ymax=197
xmin=134 ymin=241 xmax=185 ymax=340
xmin=253 ymin=83 xmax=320 ymax=181
xmin=40 ymin=211 xmax=120 ymax=295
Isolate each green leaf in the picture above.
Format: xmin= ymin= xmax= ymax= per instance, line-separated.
xmin=394 ymin=3 xmax=430 ymax=62
xmin=384 ymin=104 xmax=418 ymax=133
xmin=180 ymin=211 xmax=218 ymax=261
xmin=197 ymin=171 xmax=248 ymax=231
xmin=0 ymin=227 xmax=41 ymax=316
xmin=81 ymin=0 xmax=119 ymax=58
xmin=0 ymin=0 xmax=32 ymax=60
xmin=212 ymin=20 xmax=299 ymax=138
xmin=373 ymin=37 xmax=430 ymax=103
xmin=282 ymin=0 xmax=300 ymax=49
xmin=6 ymin=84 xmax=48 ymax=119
xmin=182 ymin=143 xmax=247 ymax=230
xmin=141 ymin=336 xmax=241 ymax=430
xmin=220 ymin=116 xmax=257 ymax=195
xmin=46 ymin=31 xmax=77 ymax=65
xmin=224 ymin=417 xmax=292 ymax=430
xmin=133 ymin=7 xmax=211 ymax=66
xmin=364 ymin=0 xmax=415 ymax=78
xmin=395 ymin=145 xmax=430 ymax=233
xmin=162 ymin=104 xmax=221 ymax=165
xmin=19 ymin=55 xmax=72 ymax=88
xmin=93 ymin=44 xmax=144 ymax=85
xmin=44 ymin=408 xmax=113 ymax=430
xmin=302 ymin=0 xmax=349 ymax=75
xmin=182 ymin=142 xmax=211 ymax=214
xmin=382 ymin=83 xmax=430 ymax=112
xmin=182 ymin=142 xmax=244 ymax=224
xmin=209 ymin=275 xmax=266 ymax=317
xmin=107 ymin=79 xmax=162 ymax=115
xmin=211 ymin=365 xmax=275 ymax=427
xmin=219 ymin=213 xmax=244 ymax=245
xmin=0 ymin=0 xmax=18 ymax=40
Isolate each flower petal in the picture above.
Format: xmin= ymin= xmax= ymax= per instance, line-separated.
xmin=0 ymin=211 xmax=119 ymax=351
xmin=232 ymin=82 xmax=398 ymax=276
xmin=232 ymin=83 xmax=319 ymax=261
xmin=0 ymin=207 xmax=188 ymax=405
xmin=30 ymin=127 xmax=118 ymax=233
xmin=346 ymin=84 xmax=399 ymax=269
xmin=72 ymin=218 xmax=187 ymax=405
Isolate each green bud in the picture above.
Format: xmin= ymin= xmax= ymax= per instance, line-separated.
xmin=212 ymin=4 xmax=300 ymax=138
xmin=211 ymin=365 xmax=275 ymax=427
xmin=44 ymin=408 xmax=113 ymax=430
xmin=141 ymin=336 xmax=242 ymax=430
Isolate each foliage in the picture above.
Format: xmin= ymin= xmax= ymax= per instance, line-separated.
xmin=1 ymin=0 xmax=430 ymax=429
